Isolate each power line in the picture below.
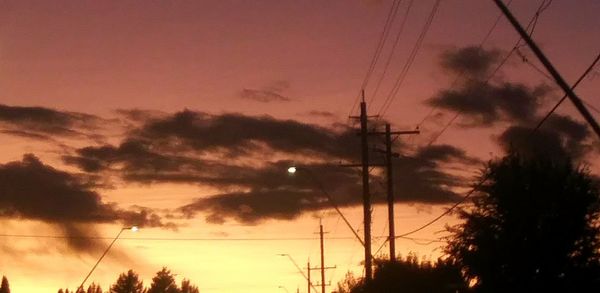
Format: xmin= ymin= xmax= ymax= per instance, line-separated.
xmin=377 ymin=0 xmax=442 ymax=120
xmin=0 ymin=233 xmax=442 ymax=243
xmin=349 ymin=0 xmax=403 ymax=118
xmin=373 ymin=171 xmax=492 ymax=256
xmin=425 ymin=0 xmax=553 ymax=146
xmin=494 ymin=0 xmax=600 ymax=139
xmin=414 ymin=0 xmax=515 ymax=131
xmin=368 ymin=0 xmax=415 ymax=106
xmin=380 ymin=49 xmax=600 ymax=254
xmin=531 ymin=51 xmax=600 ymax=134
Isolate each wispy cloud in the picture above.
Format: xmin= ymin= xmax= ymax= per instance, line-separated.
xmin=239 ymin=80 xmax=292 ymax=103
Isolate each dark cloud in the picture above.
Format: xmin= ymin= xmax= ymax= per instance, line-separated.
xmin=0 ymin=154 xmax=174 ymax=251
xmin=428 ymin=46 xmax=552 ymax=127
xmin=497 ymin=115 xmax=591 ymax=160
xmin=0 ymin=104 xmax=105 ymax=138
xmin=428 ymin=81 xmax=548 ymax=127
xmin=177 ymin=144 xmax=476 ymax=225
xmin=132 ymin=110 xmax=359 ymax=159
xmin=428 ymin=46 xmax=597 ymax=161
xmin=63 ymin=110 xmax=360 ymax=186
xmin=63 ymin=139 xmax=206 ymax=174
xmin=391 ymin=145 xmax=479 ymax=204
xmin=441 ymin=46 xmax=501 ymax=77
xmin=62 ymin=109 xmax=479 ymax=224
xmin=239 ymin=80 xmax=292 ymax=103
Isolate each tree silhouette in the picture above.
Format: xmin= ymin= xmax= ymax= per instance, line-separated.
xmin=446 ymin=152 xmax=600 ymax=292
xmin=86 ymin=283 xmax=103 ymax=293
xmin=0 ymin=276 xmax=9 ymax=293
xmin=335 ymin=271 xmax=362 ymax=293
xmin=147 ymin=267 xmax=179 ymax=293
xmin=335 ymin=254 xmax=468 ymax=293
xmin=110 ymin=270 xmax=144 ymax=293
xmin=180 ymin=279 xmax=199 ymax=293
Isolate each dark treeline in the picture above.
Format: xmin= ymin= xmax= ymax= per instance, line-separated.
xmin=56 ymin=267 xmax=199 ymax=293
xmin=336 ymin=254 xmax=468 ymax=293
xmin=337 ymin=152 xmax=600 ymax=292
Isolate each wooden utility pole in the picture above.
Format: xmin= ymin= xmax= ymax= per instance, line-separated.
xmin=492 ymin=0 xmax=600 ymax=139
xmin=359 ymin=93 xmax=373 ymax=281
xmin=311 ymin=223 xmax=335 ymax=293
xmin=307 ymin=261 xmax=311 ymax=293
xmin=319 ymin=224 xmax=326 ymax=293
xmin=385 ymin=125 xmax=419 ymax=261
xmin=370 ymin=124 xmax=419 ymax=261
xmin=385 ymin=124 xmax=396 ymax=261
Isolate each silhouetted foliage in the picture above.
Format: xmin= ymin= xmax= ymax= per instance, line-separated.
xmin=336 ymin=254 xmax=469 ymax=293
xmin=56 ymin=268 xmax=200 ymax=293
xmin=446 ymin=152 xmax=600 ymax=292
xmin=0 ymin=276 xmax=9 ymax=293
xmin=180 ymin=279 xmax=199 ymax=293
xmin=335 ymin=271 xmax=362 ymax=293
xmin=147 ymin=267 xmax=179 ymax=293
xmin=86 ymin=283 xmax=103 ymax=293
xmin=110 ymin=270 xmax=144 ymax=293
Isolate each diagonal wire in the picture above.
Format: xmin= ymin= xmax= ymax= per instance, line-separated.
xmin=377 ymin=0 xmax=442 ymax=119
xmin=425 ymin=0 xmax=552 ymax=146
xmin=414 ymin=0 xmax=515 ymax=130
xmin=373 ymin=48 xmax=600 ymax=256
xmin=531 ymin=52 xmax=600 ymax=134
xmin=368 ymin=0 xmax=415 ymax=106
xmin=349 ymin=0 xmax=403 ymax=119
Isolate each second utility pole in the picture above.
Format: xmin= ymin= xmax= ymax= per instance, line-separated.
xmin=359 ymin=93 xmax=373 ymax=282
xmin=382 ymin=124 xmax=419 ymax=261
xmin=385 ymin=124 xmax=396 ymax=262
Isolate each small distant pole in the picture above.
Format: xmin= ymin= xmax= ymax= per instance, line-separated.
xmin=307 ymin=260 xmax=311 ymax=293
xmin=320 ymin=224 xmax=326 ymax=293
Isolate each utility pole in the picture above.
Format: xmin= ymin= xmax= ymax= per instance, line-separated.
xmin=385 ymin=124 xmax=396 ymax=262
xmin=312 ymin=223 xmax=335 ymax=293
xmin=492 ymin=0 xmax=600 ymax=140
xmin=383 ymin=124 xmax=419 ymax=261
xmin=352 ymin=93 xmax=418 ymax=270
xmin=359 ymin=92 xmax=373 ymax=281
xmin=307 ymin=260 xmax=311 ymax=293
xmin=369 ymin=124 xmax=419 ymax=261
xmin=320 ymin=224 xmax=326 ymax=293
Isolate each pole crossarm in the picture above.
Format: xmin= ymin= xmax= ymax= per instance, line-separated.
xmin=368 ymin=130 xmax=420 ymax=135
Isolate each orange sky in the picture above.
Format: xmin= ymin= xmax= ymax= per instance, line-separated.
xmin=1 ymin=1 xmax=599 ymax=292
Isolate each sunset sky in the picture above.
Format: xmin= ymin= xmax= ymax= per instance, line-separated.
xmin=1 ymin=0 xmax=599 ymax=292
